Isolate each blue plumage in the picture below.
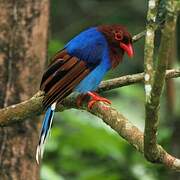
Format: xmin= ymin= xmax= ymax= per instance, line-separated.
xmin=65 ymin=27 xmax=108 ymax=64
xmin=37 ymin=25 xmax=134 ymax=163
xmin=66 ymin=27 xmax=111 ymax=92
xmin=75 ymin=48 xmax=111 ymax=93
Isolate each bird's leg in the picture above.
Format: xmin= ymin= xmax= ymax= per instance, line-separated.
xmin=87 ymin=91 xmax=111 ymax=109
xmin=76 ymin=92 xmax=111 ymax=109
xmin=76 ymin=94 xmax=89 ymax=107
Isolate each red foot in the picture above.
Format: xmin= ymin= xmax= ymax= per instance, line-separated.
xmin=87 ymin=92 xmax=111 ymax=109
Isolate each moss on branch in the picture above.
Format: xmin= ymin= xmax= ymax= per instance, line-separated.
xmin=0 ymin=26 xmax=179 ymax=171
xmin=144 ymin=0 xmax=178 ymax=162
xmin=144 ymin=0 xmax=159 ymax=101
xmin=0 ymin=69 xmax=179 ymax=126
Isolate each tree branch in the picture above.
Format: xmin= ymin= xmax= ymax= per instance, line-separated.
xmin=132 ymin=30 xmax=146 ymax=43
xmin=1 ymin=73 xmax=180 ymax=170
xmin=144 ymin=0 xmax=159 ymax=101
xmin=144 ymin=0 xmax=178 ymax=162
xmin=88 ymin=102 xmax=180 ymax=171
xmin=0 ymin=69 xmax=179 ymax=126
xmin=0 ymin=26 xmax=179 ymax=171
xmin=97 ymin=69 xmax=180 ymax=92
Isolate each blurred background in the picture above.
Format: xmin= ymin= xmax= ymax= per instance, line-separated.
xmin=41 ymin=0 xmax=180 ymax=179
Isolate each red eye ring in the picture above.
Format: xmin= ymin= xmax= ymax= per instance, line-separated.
xmin=114 ymin=31 xmax=123 ymax=41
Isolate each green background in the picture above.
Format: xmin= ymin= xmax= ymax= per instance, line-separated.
xmin=41 ymin=1 xmax=180 ymax=179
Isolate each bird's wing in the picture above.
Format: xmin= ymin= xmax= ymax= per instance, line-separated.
xmin=40 ymin=49 xmax=94 ymax=110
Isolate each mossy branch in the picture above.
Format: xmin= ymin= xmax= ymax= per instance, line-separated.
xmin=144 ymin=0 xmax=159 ymax=101
xmin=0 ymin=69 xmax=179 ymax=170
xmin=0 ymin=28 xmax=179 ymax=170
xmin=0 ymin=68 xmax=179 ymax=126
xmin=144 ymin=0 xmax=178 ymax=162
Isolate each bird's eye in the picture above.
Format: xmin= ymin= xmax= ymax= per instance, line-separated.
xmin=114 ymin=31 xmax=123 ymax=41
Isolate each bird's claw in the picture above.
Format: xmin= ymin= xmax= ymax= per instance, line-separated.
xmin=87 ymin=92 xmax=111 ymax=109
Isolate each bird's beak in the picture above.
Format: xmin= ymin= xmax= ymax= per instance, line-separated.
xmin=120 ymin=42 xmax=134 ymax=58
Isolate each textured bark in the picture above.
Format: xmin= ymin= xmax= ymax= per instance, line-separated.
xmin=144 ymin=0 xmax=159 ymax=102
xmin=144 ymin=0 xmax=178 ymax=162
xmin=0 ymin=0 xmax=49 ymax=179
xmin=0 ymin=69 xmax=179 ymax=126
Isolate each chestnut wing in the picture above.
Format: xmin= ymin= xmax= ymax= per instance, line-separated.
xmin=40 ymin=50 xmax=91 ymax=110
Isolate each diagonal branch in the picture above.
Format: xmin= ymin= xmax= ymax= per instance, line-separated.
xmin=132 ymin=30 xmax=146 ymax=42
xmin=88 ymin=102 xmax=180 ymax=171
xmin=0 ymin=29 xmax=147 ymax=126
xmin=0 ymin=27 xmax=179 ymax=171
xmin=0 ymin=69 xmax=179 ymax=126
xmin=0 ymin=73 xmax=180 ymax=170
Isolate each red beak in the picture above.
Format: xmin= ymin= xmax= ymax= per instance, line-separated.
xmin=120 ymin=42 xmax=134 ymax=58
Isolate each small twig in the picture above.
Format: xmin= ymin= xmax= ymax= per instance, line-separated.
xmin=132 ymin=30 xmax=146 ymax=42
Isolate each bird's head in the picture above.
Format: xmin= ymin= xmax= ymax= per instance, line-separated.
xmin=98 ymin=24 xmax=134 ymax=68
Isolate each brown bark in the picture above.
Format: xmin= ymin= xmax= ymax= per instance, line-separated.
xmin=0 ymin=0 xmax=49 ymax=179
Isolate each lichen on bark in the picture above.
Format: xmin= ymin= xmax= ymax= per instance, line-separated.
xmin=144 ymin=0 xmax=178 ymax=162
xmin=144 ymin=0 xmax=159 ymax=102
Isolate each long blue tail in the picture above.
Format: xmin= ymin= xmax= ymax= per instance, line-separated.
xmin=36 ymin=102 xmax=56 ymax=164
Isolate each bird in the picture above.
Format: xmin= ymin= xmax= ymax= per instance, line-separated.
xmin=36 ymin=24 xmax=134 ymax=163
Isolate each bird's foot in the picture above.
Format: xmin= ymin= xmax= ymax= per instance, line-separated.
xmin=87 ymin=92 xmax=111 ymax=109
xmin=76 ymin=94 xmax=89 ymax=108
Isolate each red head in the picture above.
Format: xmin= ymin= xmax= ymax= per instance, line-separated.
xmin=98 ymin=24 xmax=134 ymax=68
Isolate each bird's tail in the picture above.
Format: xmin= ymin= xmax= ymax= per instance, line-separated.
xmin=36 ymin=102 xmax=56 ymax=164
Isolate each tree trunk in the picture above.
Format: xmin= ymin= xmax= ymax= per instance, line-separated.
xmin=0 ymin=0 xmax=49 ymax=179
